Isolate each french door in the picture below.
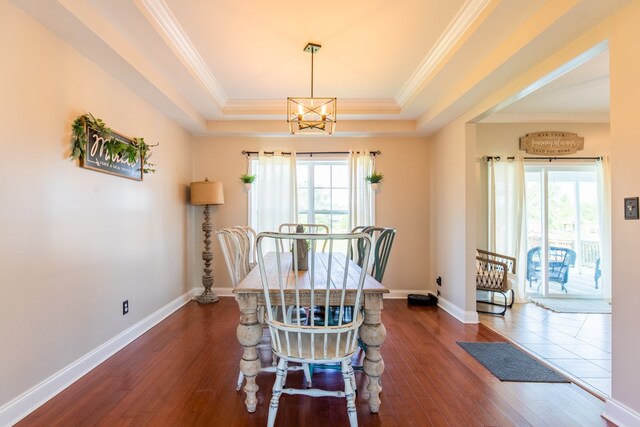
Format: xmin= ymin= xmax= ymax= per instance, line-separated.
xmin=524 ymin=163 xmax=603 ymax=298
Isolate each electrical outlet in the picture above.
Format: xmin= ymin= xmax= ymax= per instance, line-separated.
xmin=123 ymin=300 xmax=129 ymax=315
xmin=436 ymin=276 xmax=442 ymax=286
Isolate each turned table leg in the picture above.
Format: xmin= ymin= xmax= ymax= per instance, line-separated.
xmin=360 ymin=293 xmax=387 ymax=413
xmin=236 ymin=294 xmax=263 ymax=412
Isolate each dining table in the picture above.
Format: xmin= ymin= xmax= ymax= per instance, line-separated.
xmin=232 ymin=251 xmax=389 ymax=414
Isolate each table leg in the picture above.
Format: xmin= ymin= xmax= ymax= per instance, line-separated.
xmin=236 ymin=294 xmax=263 ymax=412
xmin=360 ymin=294 xmax=386 ymax=413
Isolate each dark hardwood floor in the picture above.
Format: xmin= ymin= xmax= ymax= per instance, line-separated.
xmin=17 ymin=298 xmax=612 ymax=426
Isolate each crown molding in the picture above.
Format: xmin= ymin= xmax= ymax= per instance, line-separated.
xmin=201 ymin=119 xmax=419 ymax=137
xmin=480 ymin=113 xmax=610 ymax=124
xmin=395 ymin=0 xmax=493 ymax=106
xmin=138 ymin=0 xmax=228 ymax=108
xmin=223 ymin=99 xmax=401 ymax=116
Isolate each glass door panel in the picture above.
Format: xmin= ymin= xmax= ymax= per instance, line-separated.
xmin=525 ymin=170 xmax=544 ymax=295
xmin=547 ymin=171 xmax=578 ymax=295
xmin=524 ymin=165 xmax=603 ymax=298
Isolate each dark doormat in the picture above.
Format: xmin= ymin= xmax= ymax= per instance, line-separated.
xmin=457 ymin=342 xmax=569 ymax=383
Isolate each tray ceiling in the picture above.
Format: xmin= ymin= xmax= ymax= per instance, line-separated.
xmin=10 ymin=0 xmax=631 ymax=135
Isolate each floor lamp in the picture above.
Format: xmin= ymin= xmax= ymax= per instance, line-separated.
xmin=190 ymin=178 xmax=225 ymax=304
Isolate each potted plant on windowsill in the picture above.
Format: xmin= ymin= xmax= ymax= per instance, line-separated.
xmin=240 ymin=174 xmax=256 ymax=190
xmin=366 ymin=171 xmax=384 ymax=191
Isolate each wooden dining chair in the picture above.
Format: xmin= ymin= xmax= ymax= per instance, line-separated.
xmin=257 ymin=232 xmax=373 ymax=427
xmin=361 ymin=227 xmax=396 ymax=283
xmin=278 ymin=223 xmax=330 ymax=252
xmin=218 ymin=228 xmax=304 ymax=390
xmin=216 ymin=228 xmax=244 ymax=287
xmin=228 ymin=228 xmax=253 ymax=279
xmin=233 ymin=225 xmax=257 ymax=268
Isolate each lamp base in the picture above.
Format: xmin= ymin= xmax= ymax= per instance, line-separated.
xmin=196 ymin=288 xmax=220 ymax=304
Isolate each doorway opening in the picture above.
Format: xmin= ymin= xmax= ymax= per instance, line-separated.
xmin=524 ymin=163 xmax=604 ymax=299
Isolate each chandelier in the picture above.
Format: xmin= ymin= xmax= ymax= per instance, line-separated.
xmin=287 ymin=43 xmax=337 ymax=134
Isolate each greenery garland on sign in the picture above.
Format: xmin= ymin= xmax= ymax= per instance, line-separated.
xmin=71 ymin=113 xmax=157 ymax=173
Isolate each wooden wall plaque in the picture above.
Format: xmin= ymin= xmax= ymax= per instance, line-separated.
xmin=81 ymin=128 xmax=143 ymax=181
xmin=519 ymin=132 xmax=584 ymax=155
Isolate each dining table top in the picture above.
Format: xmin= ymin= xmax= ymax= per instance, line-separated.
xmin=233 ymin=251 xmax=388 ymax=295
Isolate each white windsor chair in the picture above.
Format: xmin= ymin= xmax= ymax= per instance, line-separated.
xmin=233 ymin=225 xmax=257 ymax=268
xmin=277 ymin=223 xmax=330 ymax=253
xmin=217 ymin=227 xmax=312 ymax=390
xmin=257 ymin=232 xmax=373 ymax=427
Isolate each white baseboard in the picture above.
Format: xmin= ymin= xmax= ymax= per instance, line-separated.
xmin=437 ymin=296 xmax=479 ymax=323
xmin=215 ymin=286 xmax=477 ymax=324
xmin=208 ymin=286 xmax=234 ymax=297
xmin=0 ymin=289 xmax=197 ymax=427
xmin=385 ymin=290 xmax=433 ymax=299
xmin=603 ymin=398 xmax=640 ymax=427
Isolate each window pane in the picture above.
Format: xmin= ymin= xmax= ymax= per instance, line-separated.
xmin=298 ymin=188 xmax=308 ymax=212
xmin=331 ymin=214 xmax=349 ymax=233
xmin=332 ymin=164 xmax=349 ymax=188
xmin=332 ymin=189 xmax=349 ymax=211
xmin=298 ymin=213 xmax=308 ymax=224
xmin=314 ymin=165 xmax=331 ymax=187
xmin=314 ymin=189 xmax=331 ymax=210
xmin=297 ymin=164 xmax=309 ymax=187
xmin=314 ymin=213 xmax=331 ymax=229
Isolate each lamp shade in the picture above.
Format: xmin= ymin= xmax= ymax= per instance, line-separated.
xmin=190 ymin=179 xmax=224 ymax=205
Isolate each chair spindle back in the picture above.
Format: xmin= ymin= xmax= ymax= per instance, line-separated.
xmin=257 ymin=232 xmax=372 ymax=362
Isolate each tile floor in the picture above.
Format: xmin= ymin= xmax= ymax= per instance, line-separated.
xmin=479 ymin=301 xmax=611 ymax=397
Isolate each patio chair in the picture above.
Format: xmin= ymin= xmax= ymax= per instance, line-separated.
xmin=476 ymin=249 xmax=517 ymax=316
xmin=526 ymin=246 xmax=576 ymax=292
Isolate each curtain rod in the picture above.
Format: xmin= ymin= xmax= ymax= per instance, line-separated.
xmin=484 ymin=155 xmax=602 ymax=161
xmin=524 ymin=156 xmax=602 ymax=161
xmin=484 ymin=156 xmax=515 ymax=161
xmin=242 ymin=150 xmax=381 ymax=157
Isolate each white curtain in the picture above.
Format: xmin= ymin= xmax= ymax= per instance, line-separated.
xmin=252 ymin=151 xmax=297 ymax=235
xmin=487 ymin=157 xmax=527 ymax=302
xmin=349 ymin=151 xmax=375 ymax=230
xmin=596 ymin=156 xmax=612 ymax=301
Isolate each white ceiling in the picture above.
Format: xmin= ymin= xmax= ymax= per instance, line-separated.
xmin=11 ymin=0 xmax=630 ymax=136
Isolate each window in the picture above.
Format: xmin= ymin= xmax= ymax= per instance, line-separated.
xmin=249 ymin=157 xmax=351 ymax=233
xmin=296 ymin=160 xmax=349 ymax=233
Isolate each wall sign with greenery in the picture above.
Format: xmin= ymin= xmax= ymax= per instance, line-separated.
xmin=70 ymin=113 xmax=157 ymax=180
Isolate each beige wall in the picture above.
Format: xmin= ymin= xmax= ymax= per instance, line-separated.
xmin=192 ymin=136 xmax=432 ymax=295
xmin=430 ymin=118 xmax=478 ymax=318
xmin=475 ymin=122 xmax=611 ymax=248
xmin=609 ymin=0 xmax=640 ymax=416
xmin=0 ymin=0 xmax=194 ymax=408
